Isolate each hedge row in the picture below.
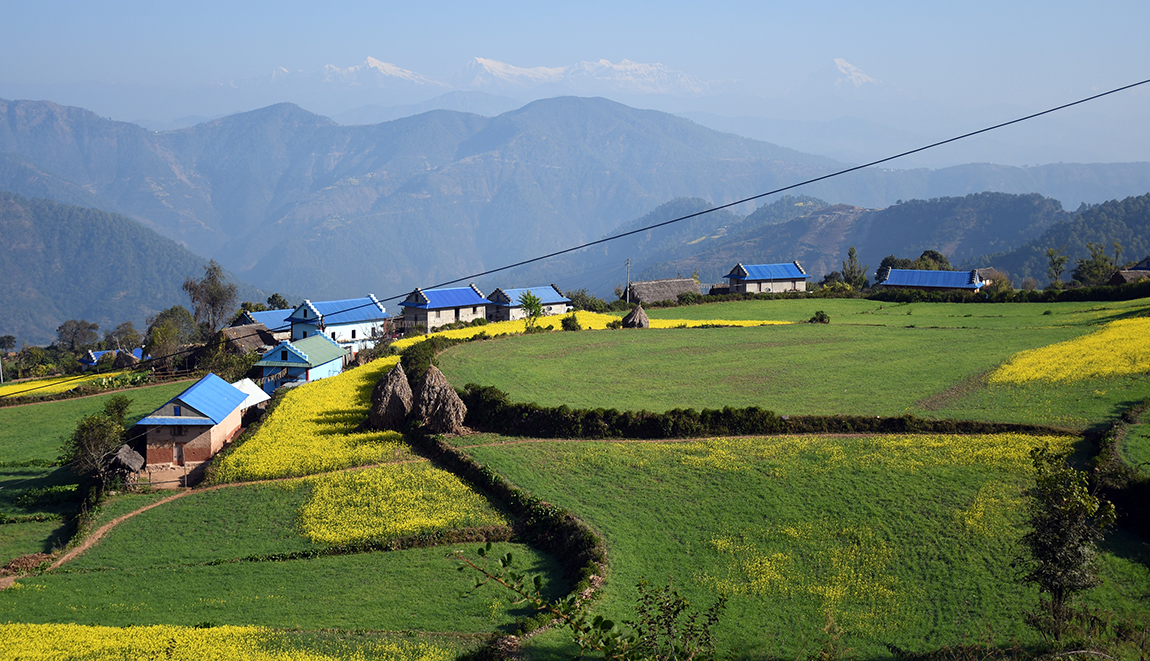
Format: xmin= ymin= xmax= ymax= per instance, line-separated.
xmin=459 ymin=383 xmax=1073 ymax=440
xmin=405 ymin=430 xmax=608 ymax=635
xmin=639 ymin=278 xmax=1150 ymax=310
xmin=868 ymin=278 xmax=1150 ymax=304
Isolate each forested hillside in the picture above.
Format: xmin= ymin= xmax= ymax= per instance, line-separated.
xmin=965 ymin=192 xmax=1150 ymax=286
xmin=637 ymin=192 xmax=1068 ymax=286
xmin=0 ymin=192 xmax=266 ymax=345
xmin=2 ymin=96 xmax=1149 ymax=298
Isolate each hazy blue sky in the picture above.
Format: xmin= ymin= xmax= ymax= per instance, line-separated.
xmin=4 ymin=0 xmax=1148 ymax=109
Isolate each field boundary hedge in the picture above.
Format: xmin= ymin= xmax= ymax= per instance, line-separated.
xmin=459 ymin=384 xmax=1075 ymax=440
xmin=405 ymin=430 xmax=608 ymax=637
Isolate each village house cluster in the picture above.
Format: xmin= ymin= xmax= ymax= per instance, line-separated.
xmin=131 ymin=256 xmax=1150 ymax=480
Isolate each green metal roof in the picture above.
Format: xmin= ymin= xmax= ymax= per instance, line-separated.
xmin=255 ymin=334 xmax=348 ymax=369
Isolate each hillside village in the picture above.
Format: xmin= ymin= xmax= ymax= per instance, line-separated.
xmin=2 ymin=89 xmax=1150 ymax=661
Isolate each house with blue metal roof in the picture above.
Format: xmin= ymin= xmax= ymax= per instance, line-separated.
xmin=486 ymin=285 xmax=572 ymax=322
xmin=875 ymin=268 xmax=988 ymax=291
xmin=399 ymin=285 xmax=488 ymax=330
xmin=79 ymin=348 xmax=143 ymax=369
xmin=137 ymin=373 xmax=250 ymax=467
xmin=286 ymin=295 xmax=390 ymax=354
xmin=253 ymin=334 xmax=350 ymax=394
xmin=725 ymin=262 xmax=809 ymax=294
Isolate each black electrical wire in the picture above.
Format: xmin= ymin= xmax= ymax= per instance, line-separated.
xmin=4 ymin=76 xmax=1148 ymax=399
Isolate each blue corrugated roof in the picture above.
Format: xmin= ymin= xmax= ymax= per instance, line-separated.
xmin=244 ymin=309 xmax=292 ymax=330
xmin=879 ymin=269 xmax=982 ymax=289
xmin=489 ymin=286 xmax=571 ymax=307
xmin=726 ymin=262 xmax=808 ymax=281
xmin=170 ymin=373 xmax=247 ymax=424
xmin=401 ymin=286 xmax=488 ymax=310
xmin=286 ymin=296 xmax=389 ymax=325
xmin=80 ymin=348 xmax=144 ymax=367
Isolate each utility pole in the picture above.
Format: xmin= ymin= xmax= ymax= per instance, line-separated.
xmin=626 ymin=258 xmax=631 ymax=304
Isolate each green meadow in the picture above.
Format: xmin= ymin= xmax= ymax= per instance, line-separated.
xmin=1 ymin=298 xmax=1147 ymax=659
xmin=438 ymin=309 xmax=1150 ymax=428
xmin=461 ymin=433 xmax=1150 ymax=659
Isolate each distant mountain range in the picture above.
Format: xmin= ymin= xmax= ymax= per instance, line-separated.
xmin=0 ymin=192 xmax=268 ymax=345
xmin=2 ymin=96 xmax=1149 ymax=308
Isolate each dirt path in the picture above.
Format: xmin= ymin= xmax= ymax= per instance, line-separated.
xmin=33 ymin=456 xmax=432 ymax=577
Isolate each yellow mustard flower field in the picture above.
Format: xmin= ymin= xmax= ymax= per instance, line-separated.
xmin=0 ymin=623 xmax=456 ymax=661
xmin=990 ymin=317 xmax=1150 ymax=383
xmin=297 ymin=463 xmax=509 ymax=545
xmin=213 ymin=356 xmax=411 ymax=482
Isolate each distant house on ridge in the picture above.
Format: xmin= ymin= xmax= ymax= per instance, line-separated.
xmin=400 ymin=285 xmax=488 ymax=330
xmin=486 ymin=285 xmax=572 ymax=322
xmin=1108 ymin=255 xmax=1150 ymax=286
xmin=232 ymin=308 xmax=293 ymax=342
xmin=79 ymin=348 xmax=143 ymax=370
xmin=286 ymin=296 xmax=390 ymax=354
xmin=875 ymin=268 xmax=990 ymax=292
xmin=724 ymin=262 xmax=809 ymax=294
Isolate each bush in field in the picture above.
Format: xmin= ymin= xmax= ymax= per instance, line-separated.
xmin=561 ymin=313 xmax=583 ymax=331
xmin=809 ymin=310 xmax=830 ymax=324
xmin=1019 ymin=445 xmax=1116 ymax=642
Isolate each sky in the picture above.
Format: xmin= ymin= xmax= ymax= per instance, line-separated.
xmin=4 ymin=0 xmax=1147 ymax=106
xmin=2 ymin=1 xmax=1148 ymax=167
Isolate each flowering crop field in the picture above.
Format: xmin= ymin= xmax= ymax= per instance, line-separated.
xmin=389 ymin=311 xmax=789 ymax=352
xmin=299 ymin=463 xmax=508 ymax=545
xmin=465 ymin=433 xmax=1150 ymax=659
xmin=0 ymin=622 xmax=461 ymax=660
xmin=213 ymin=357 xmax=412 ymax=482
xmin=0 ymin=372 xmax=128 ymax=398
xmin=990 ymin=317 xmax=1150 ymax=383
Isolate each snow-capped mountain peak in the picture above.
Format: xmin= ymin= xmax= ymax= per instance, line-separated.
xmin=454 ymin=57 xmax=723 ymax=96
xmin=833 ymin=58 xmax=879 ymax=88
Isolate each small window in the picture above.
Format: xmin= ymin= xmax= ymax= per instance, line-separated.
xmin=302 ymin=331 xmax=308 ymax=338
xmin=173 ymin=405 xmax=181 ymax=417
xmin=472 ymin=306 xmax=477 ymax=314
xmin=281 ymin=350 xmax=288 ymax=361
xmin=331 ymin=332 xmax=336 ymax=340
xmin=351 ymin=330 xmax=356 ymax=339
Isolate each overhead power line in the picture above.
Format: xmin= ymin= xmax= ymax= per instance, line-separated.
xmin=4 ymin=76 xmax=1148 ymax=400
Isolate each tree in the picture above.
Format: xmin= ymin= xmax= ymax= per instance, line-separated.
xmin=1019 ymin=445 xmax=1116 ymax=642
xmin=0 ymin=335 xmax=15 ymax=352
xmin=567 ymin=288 xmax=609 ymax=313
xmin=266 ymin=293 xmax=291 ymax=310
xmin=1046 ymin=247 xmax=1069 ymax=287
xmin=56 ymin=319 xmax=99 ymax=353
xmin=103 ymin=321 xmax=141 ymax=351
xmin=182 ymin=260 xmax=238 ymax=334
xmin=58 ymin=395 xmax=131 ymax=489
xmin=145 ymin=305 xmax=198 ymax=368
xmin=841 ymin=247 xmax=869 ymax=289
xmin=518 ymin=291 xmax=544 ymax=329
xmin=916 ymin=249 xmax=951 ymax=270
xmin=240 ymin=301 xmax=269 ymax=314
xmin=1071 ymin=241 xmax=1117 ymax=286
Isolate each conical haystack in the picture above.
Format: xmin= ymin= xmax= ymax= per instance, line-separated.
xmin=621 ymin=305 xmax=650 ymax=329
xmin=413 ymin=365 xmax=468 ymax=434
xmin=366 ymin=362 xmax=413 ymax=431
xmin=112 ymin=350 xmax=139 ymax=369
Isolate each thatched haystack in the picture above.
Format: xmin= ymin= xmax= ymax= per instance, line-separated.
xmin=413 ymin=365 xmax=467 ymax=434
xmin=621 ymin=305 xmax=650 ymax=329
xmin=622 ymin=278 xmax=700 ymax=304
xmin=111 ymin=350 xmax=139 ymax=369
xmin=215 ymin=324 xmax=276 ymax=355
xmin=366 ymin=362 xmax=413 ymax=431
xmin=109 ymin=444 xmax=145 ymax=473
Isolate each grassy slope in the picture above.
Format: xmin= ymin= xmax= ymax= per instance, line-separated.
xmin=438 ymin=321 xmax=1146 ymax=428
xmin=0 ymin=382 xmax=191 ymax=563
xmin=0 ymin=542 xmax=562 ymax=632
xmin=463 ymin=436 xmax=1150 ymax=659
xmin=0 ymin=381 xmax=191 ymax=463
